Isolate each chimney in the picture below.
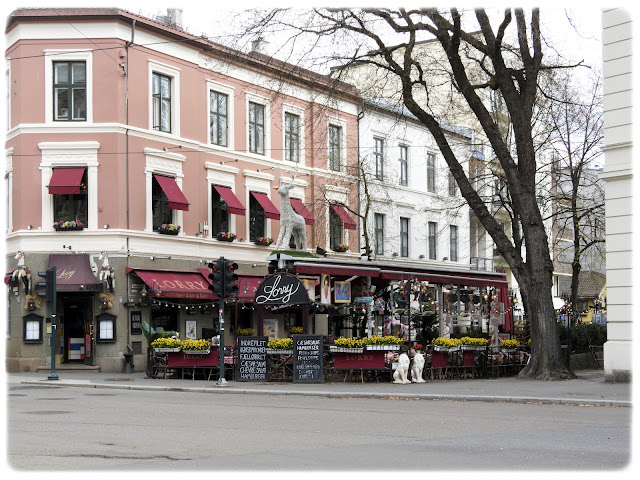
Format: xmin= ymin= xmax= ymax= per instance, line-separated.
xmin=167 ymin=8 xmax=183 ymax=28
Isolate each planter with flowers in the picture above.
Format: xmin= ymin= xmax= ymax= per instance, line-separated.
xmin=157 ymin=224 xmax=181 ymax=235
xmin=216 ymin=231 xmax=237 ymax=242
xmin=53 ymin=220 xmax=84 ymax=231
xmin=289 ymin=326 xmax=303 ymax=335
xmin=254 ymin=236 xmax=273 ymax=246
xmin=460 ymin=336 xmax=489 ymax=351
xmin=501 ymin=339 xmax=520 ymax=353
xmin=432 ymin=337 xmax=462 ymax=352
xmin=181 ymin=339 xmax=211 ymax=355
xmin=266 ymin=338 xmax=293 ymax=355
xmin=411 ymin=343 xmax=425 ymax=353
xmin=329 ymin=337 xmax=365 ymax=353
xmin=151 ymin=337 xmax=182 ymax=353
xmin=237 ymin=328 xmax=255 ymax=336
xmin=364 ymin=335 xmax=403 ymax=351
xmin=333 ymin=244 xmax=349 ymax=253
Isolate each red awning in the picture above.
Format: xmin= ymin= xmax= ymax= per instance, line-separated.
xmin=213 ymin=185 xmax=246 ymax=216
xmin=48 ymin=168 xmax=85 ymax=194
xmin=331 ymin=205 xmax=357 ymax=230
xmin=153 ymin=174 xmax=190 ymax=211
xmin=135 ymin=269 xmax=213 ymax=299
xmin=4 ymin=270 xmax=15 ymax=284
xmin=379 ymin=269 xmax=508 ymax=287
xmin=251 ymin=192 xmax=280 ymax=220
xmin=290 ymin=198 xmax=315 ymax=226
xmin=236 ymin=276 xmax=264 ymax=302
xmin=295 ymin=262 xmax=381 ymax=278
xmin=47 ymin=254 xmax=102 ymax=292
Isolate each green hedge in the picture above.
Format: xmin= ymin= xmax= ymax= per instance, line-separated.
xmin=558 ymin=323 xmax=607 ymax=352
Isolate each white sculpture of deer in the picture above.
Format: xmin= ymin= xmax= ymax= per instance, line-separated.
xmin=273 ymin=171 xmax=307 ymax=251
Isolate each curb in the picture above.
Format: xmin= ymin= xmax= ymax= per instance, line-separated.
xmin=19 ymin=379 xmax=631 ymax=407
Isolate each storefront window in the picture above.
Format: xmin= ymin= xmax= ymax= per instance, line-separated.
xmin=96 ymin=313 xmax=116 ymax=342
xmin=152 ymin=307 xmax=178 ymax=333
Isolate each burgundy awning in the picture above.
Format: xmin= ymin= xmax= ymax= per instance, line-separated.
xmin=295 ymin=262 xmax=380 ymax=278
xmin=47 ymin=168 xmax=85 ymax=194
xmin=251 ymin=192 xmax=280 ymax=220
xmin=236 ymin=276 xmax=264 ymax=302
xmin=4 ymin=270 xmax=15 ymax=284
xmin=153 ymin=174 xmax=190 ymax=211
xmin=379 ymin=269 xmax=508 ymax=287
xmin=290 ymin=198 xmax=315 ymax=226
xmin=134 ymin=269 xmax=213 ymax=299
xmin=47 ymin=254 xmax=102 ymax=292
xmin=331 ymin=205 xmax=357 ymax=230
xmin=213 ymin=185 xmax=246 ymax=216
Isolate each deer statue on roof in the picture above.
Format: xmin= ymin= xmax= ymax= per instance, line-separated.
xmin=273 ymin=167 xmax=307 ymax=251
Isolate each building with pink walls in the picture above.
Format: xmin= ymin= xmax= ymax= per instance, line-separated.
xmin=4 ymin=8 xmax=361 ymax=372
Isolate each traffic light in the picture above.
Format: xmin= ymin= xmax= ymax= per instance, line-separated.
xmin=207 ymin=257 xmax=225 ymax=297
xmin=36 ymin=268 xmax=55 ymax=302
xmin=223 ymin=260 xmax=239 ymax=298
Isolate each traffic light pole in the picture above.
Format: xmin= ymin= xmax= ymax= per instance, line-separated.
xmin=217 ymin=257 xmax=227 ymax=386
xmin=48 ymin=266 xmax=58 ymax=381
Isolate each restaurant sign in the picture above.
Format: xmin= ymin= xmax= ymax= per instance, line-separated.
xmin=254 ymin=273 xmax=310 ymax=306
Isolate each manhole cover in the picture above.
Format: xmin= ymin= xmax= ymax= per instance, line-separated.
xmin=24 ymin=411 xmax=71 ymax=415
xmin=105 ymin=378 xmax=134 ymax=382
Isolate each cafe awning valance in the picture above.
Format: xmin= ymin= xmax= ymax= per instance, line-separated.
xmin=295 ymin=262 xmax=381 ymax=278
xmin=153 ymin=174 xmax=190 ymax=211
xmin=290 ymin=198 xmax=315 ymax=226
xmin=251 ymin=192 xmax=280 ymax=220
xmin=47 ymin=254 xmax=102 ymax=292
xmin=331 ymin=205 xmax=357 ymax=230
xmin=132 ymin=269 xmax=213 ymax=299
xmin=379 ymin=269 xmax=508 ymax=287
xmin=213 ymin=185 xmax=246 ymax=216
xmin=47 ymin=167 xmax=86 ymax=194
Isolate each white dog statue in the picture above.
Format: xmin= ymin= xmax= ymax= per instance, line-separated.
xmin=393 ymin=353 xmax=411 ymax=384
xmin=411 ymin=353 xmax=426 ymax=383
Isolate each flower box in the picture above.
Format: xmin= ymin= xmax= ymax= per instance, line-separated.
xmin=433 ymin=345 xmax=450 ymax=352
xmin=366 ymin=344 xmax=400 ymax=351
xmin=53 ymin=221 xmax=84 ymax=231
xmin=333 ymin=244 xmax=349 ymax=253
xmin=182 ymin=349 xmax=211 ymax=355
xmin=329 ymin=346 xmax=364 ymax=354
xmin=266 ymin=349 xmax=293 ymax=355
xmin=157 ymin=224 xmax=180 ymax=235
xmin=216 ymin=232 xmax=236 ymax=242
xmin=154 ymin=347 xmax=181 ymax=353
xmin=502 ymin=348 xmax=517 ymax=353
xmin=461 ymin=345 xmax=485 ymax=351
xmin=254 ymin=237 xmax=273 ymax=246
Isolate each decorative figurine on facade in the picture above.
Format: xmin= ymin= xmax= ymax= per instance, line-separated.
xmin=393 ymin=353 xmax=411 ymax=384
xmin=12 ymin=250 xmax=31 ymax=294
xmin=99 ymin=251 xmax=115 ymax=293
xmin=273 ymin=171 xmax=307 ymax=251
xmin=411 ymin=352 xmax=426 ymax=383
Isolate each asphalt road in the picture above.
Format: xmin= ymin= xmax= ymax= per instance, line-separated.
xmin=6 ymin=383 xmax=631 ymax=471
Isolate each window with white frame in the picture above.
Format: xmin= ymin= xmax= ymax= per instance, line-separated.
xmin=248 ymin=101 xmax=265 ymax=155
xmin=328 ymin=124 xmax=342 ymax=171
xmin=428 ymin=221 xmax=437 ymax=260
xmin=400 ymin=217 xmax=409 ymax=257
xmin=23 ymin=314 xmax=43 ymax=343
xmin=284 ymin=112 xmax=300 ymax=163
xmin=427 ymin=153 xmax=436 ymax=192
xmin=449 ymin=172 xmax=457 ymax=196
xmin=209 ymin=91 xmax=228 ymax=146
xmin=450 ymin=225 xmax=458 ymax=262
xmin=374 ymin=213 xmax=385 ymax=256
xmin=152 ymin=175 xmax=174 ymax=230
xmin=374 ymin=137 xmax=384 ymax=180
xmin=96 ymin=313 xmax=116 ymax=342
xmin=399 ymin=145 xmax=408 ymax=186
xmin=52 ymin=168 xmax=88 ymax=226
xmin=148 ymin=61 xmax=180 ymax=135
xmin=45 ymin=49 xmax=92 ymax=124
xmin=329 ymin=207 xmax=344 ymax=249
xmin=144 ymin=148 xmax=186 ymax=233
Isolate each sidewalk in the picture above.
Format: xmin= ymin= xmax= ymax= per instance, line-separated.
xmin=5 ymin=368 xmax=631 ymax=407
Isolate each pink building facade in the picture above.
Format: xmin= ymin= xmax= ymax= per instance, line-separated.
xmin=4 ymin=8 xmax=361 ymax=372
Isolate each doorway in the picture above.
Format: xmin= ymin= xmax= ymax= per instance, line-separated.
xmin=61 ymin=296 xmax=94 ymax=363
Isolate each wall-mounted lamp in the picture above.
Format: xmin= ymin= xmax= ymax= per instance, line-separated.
xmin=104 ymin=224 xmax=110 ymax=229
xmin=419 ymin=254 xmax=425 ymax=259
xmin=27 ymin=298 xmax=36 ymax=311
xmin=63 ymin=245 xmax=72 ymax=250
xmin=27 ymin=225 xmax=32 ymax=230
xmin=100 ymin=296 xmax=109 ymax=310
xmin=442 ymin=257 xmax=448 ymax=261
xmin=392 ymin=252 xmax=398 ymax=257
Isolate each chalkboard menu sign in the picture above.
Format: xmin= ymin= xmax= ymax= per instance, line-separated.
xmin=237 ymin=336 xmax=268 ymax=382
xmin=293 ymin=335 xmax=323 ymax=383
xmin=130 ymin=311 xmax=142 ymax=335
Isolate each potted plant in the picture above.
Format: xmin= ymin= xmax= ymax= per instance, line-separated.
xmin=364 ymin=335 xmax=403 ymax=351
xmin=157 ymin=224 xmax=181 ymax=235
xmin=460 ymin=336 xmax=489 ymax=351
xmin=501 ymin=339 xmax=520 ymax=352
xmin=216 ymin=231 xmax=237 ymax=242
xmin=181 ymin=338 xmax=211 ymax=354
xmin=237 ymin=327 xmax=255 ymax=336
xmin=333 ymin=243 xmax=349 ymax=253
xmin=266 ymin=338 xmax=293 ymax=355
xmin=151 ymin=337 xmax=182 ymax=352
xmin=53 ymin=220 xmax=84 ymax=231
xmin=289 ymin=326 xmax=303 ymax=335
xmin=329 ymin=337 xmax=365 ymax=353
xmin=432 ymin=337 xmax=462 ymax=352
xmin=255 ymin=236 xmax=273 ymax=246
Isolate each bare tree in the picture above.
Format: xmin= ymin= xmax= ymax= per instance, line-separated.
xmin=241 ymin=8 xmax=589 ymax=379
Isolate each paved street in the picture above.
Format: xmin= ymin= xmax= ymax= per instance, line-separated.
xmin=6 ymin=381 xmax=631 ymax=471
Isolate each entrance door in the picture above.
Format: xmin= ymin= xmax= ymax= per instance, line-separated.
xmin=62 ymin=297 xmax=93 ymax=363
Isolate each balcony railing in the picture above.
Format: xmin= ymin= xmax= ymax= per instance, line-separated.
xmin=470 ymin=257 xmax=493 ymax=271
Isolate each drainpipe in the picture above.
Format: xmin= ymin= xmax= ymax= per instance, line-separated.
xmin=356 ymin=105 xmax=364 ymax=258
xmin=125 ymin=19 xmax=135 ymax=355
